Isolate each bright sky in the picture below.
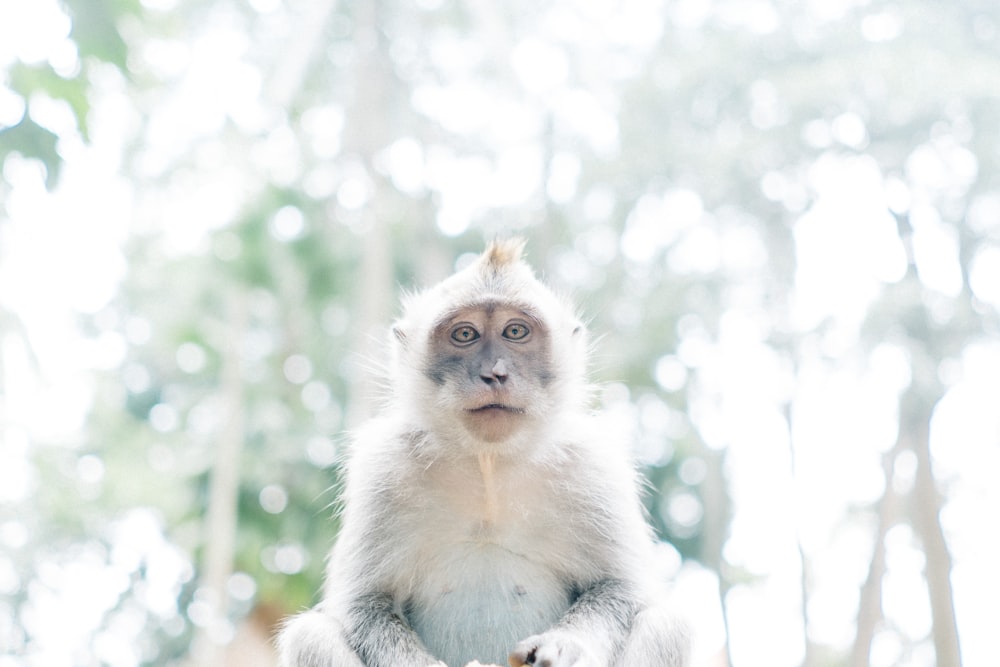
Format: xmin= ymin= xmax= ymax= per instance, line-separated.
xmin=2 ymin=1 xmax=999 ymax=666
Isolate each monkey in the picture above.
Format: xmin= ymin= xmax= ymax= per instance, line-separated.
xmin=278 ymin=239 xmax=690 ymax=667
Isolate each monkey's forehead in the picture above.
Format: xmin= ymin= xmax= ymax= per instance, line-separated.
xmin=428 ymin=298 xmax=544 ymax=328
xmin=397 ymin=285 xmax=579 ymax=338
xmin=397 ymin=249 xmax=581 ymax=332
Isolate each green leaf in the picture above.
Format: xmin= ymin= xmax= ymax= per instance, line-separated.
xmin=0 ymin=118 xmax=61 ymax=187
xmin=8 ymin=62 xmax=92 ymax=140
xmin=62 ymin=0 xmax=130 ymax=69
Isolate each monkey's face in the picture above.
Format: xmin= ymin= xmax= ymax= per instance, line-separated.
xmin=424 ymin=302 xmax=554 ymax=443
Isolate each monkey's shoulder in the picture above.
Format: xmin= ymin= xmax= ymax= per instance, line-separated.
xmin=340 ymin=415 xmax=425 ymax=469
xmin=549 ymin=412 xmax=645 ymax=479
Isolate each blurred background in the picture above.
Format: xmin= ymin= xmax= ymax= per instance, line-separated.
xmin=1 ymin=0 xmax=999 ymax=665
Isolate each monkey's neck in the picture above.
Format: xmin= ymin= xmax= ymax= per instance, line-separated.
xmin=477 ymin=451 xmax=499 ymax=524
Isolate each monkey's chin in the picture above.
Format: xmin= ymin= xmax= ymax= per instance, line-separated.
xmin=461 ymin=405 xmax=527 ymax=443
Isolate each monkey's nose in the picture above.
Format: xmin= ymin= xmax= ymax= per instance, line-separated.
xmin=480 ymin=359 xmax=509 ymax=385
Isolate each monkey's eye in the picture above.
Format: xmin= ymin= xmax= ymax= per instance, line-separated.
xmin=502 ymin=322 xmax=530 ymax=341
xmin=450 ymin=325 xmax=480 ymax=345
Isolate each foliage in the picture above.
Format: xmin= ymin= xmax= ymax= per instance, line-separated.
xmin=2 ymin=0 xmax=999 ymax=666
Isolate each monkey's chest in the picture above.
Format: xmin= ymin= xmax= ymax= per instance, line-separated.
xmin=406 ymin=540 xmax=571 ymax=667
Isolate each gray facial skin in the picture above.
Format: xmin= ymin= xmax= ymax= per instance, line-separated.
xmin=424 ymin=302 xmax=552 ymax=443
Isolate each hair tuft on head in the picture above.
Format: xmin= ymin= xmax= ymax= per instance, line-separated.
xmin=482 ymin=237 xmax=526 ymax=271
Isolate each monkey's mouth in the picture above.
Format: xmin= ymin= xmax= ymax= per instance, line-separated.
xmin=467 ymin=403 xmax=526 ymax=414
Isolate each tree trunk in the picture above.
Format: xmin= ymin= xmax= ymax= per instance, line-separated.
xmin=849 ymin=445 xmax=900 ymax=667
xmin=787 ymin=403 xmax=816 ymax=667
xmin=700 ymin=447 xmax=734 ymax=667
xmin=910 ymin=417 xmax=962 ymax=667
xmin=194 ymin=293 xmax=248 ymax=666
xmin=341 ymin=0 xmax=396 ymax=428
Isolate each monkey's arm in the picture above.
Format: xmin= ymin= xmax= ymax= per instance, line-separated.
xmin=509 ymin=430 xmax=678 ymax=667
xmin=322 ymin=431 xmax=447 ymax=667
xmin=343 ymin=592 xmax=444 ymax=667
xmin=278 ymin=576 xmax=443 ymax=667
xmin=508 ymin=578 xmax=639 ymax=667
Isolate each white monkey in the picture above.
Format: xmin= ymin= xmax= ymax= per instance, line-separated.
xmin=278 ymin=239 xmax=689 ymax=667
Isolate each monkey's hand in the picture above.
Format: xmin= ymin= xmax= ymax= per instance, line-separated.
xmin=508 ymin=630 xmax=601 ymax=667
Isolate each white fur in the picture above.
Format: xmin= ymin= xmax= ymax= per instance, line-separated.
xmin=278 ymin=241 xmax=689 ymax=667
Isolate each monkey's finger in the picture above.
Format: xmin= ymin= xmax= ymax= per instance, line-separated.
xmin=531 ymin=641 xmax=564 ymax=667
xmin=508 ymin=653 xmax=529 ymax=667
xmin=508 ymin=639 xmax=540 ymax=666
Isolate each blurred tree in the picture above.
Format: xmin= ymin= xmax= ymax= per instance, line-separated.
xmin=2 ymin=0 xmax=998 ymax=666
xmin=0 ymin=0 xmax=138 ymax=189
